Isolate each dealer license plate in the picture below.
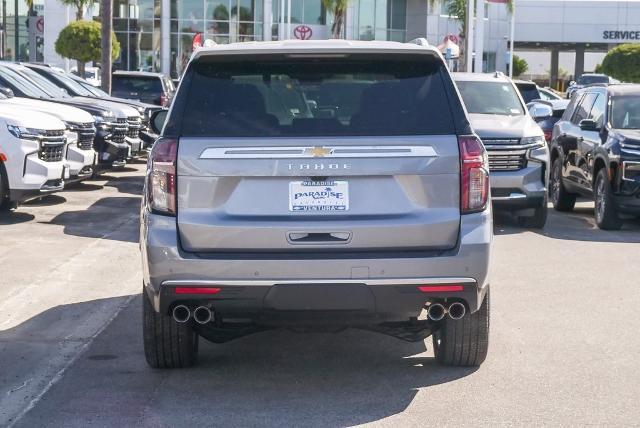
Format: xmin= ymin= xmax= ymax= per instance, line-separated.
xmin=289 ymin=181 xmax=349 ymax=212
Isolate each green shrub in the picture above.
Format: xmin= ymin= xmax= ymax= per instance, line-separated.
xmin=55 ymin=20 xmax=120 ymax=64
xmin=512 ymin=55 xmax=528 ymax=77
xmin=601 ymin=44 xmax=640 ymax=83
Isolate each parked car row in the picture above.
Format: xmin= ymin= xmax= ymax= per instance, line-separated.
xmin=0 ymin=62 xmax=162 ymax=211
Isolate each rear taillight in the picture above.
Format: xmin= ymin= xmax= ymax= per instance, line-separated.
xmin=148 ymin=137 xmax=177 ymax=216
xmin=160 ymin=94 xmax=168 ymax=107
xmin=459 ymin=135 xmax=489 ymax=214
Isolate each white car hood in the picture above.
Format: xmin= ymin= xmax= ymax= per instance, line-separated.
xmin=468 ymin=114 xmax=543 ymax=139
xmin=0 ymin=104 xmax=65 ymax=130
xmin=2 ymin=98 xmax=94 ymax=123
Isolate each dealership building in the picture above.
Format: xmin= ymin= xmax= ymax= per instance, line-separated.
xmin=1 ymin=0 xmax=639 ymax=82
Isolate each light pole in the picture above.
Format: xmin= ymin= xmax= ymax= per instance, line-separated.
xmin=508 ymin=0 xmax=516 ymax=77
xmin=14 ymin=0 xmax=17 ymax=60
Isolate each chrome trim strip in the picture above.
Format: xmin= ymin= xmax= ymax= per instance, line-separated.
xmin=485 ymin=143 xmax=542 ymax=151
xmin=162 ymin=277 xmax=476 ymax=287
xmin=199 ymin=145 xmax=438 ymax=159
xmin=621 ymin=147 xmax=640 ymax=157
xmin=492 ymin=193 xmax=527 ymax=201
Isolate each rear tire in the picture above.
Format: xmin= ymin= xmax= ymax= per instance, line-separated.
xmin=143 ymin=287 xmax=198 ymax=368
xmin=518 ymin=195 xmax=548 ymax=229
xmin=550 ymin=157 xmax=576 ymax=212
xmin=432 ymin=288 xmax=490 ymax=367
xmin=594 ymin=168 xmax=623 ymax=230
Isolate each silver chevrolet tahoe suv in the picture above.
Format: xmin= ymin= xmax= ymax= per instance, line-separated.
xmin=454 ymin=73 xmax=550 ymax=228
xmin=141 ymin=40 xmax=492 ymax=368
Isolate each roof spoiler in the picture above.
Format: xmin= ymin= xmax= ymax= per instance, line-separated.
xmin=408 ymin=38 xmax=430 ymax=47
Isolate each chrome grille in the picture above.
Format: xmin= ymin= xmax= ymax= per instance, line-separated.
xmin=487 ymin=150 xmax=527 ymax=171
xmin=38 ymin=130 xmax=66 ymax=162
xmin=69 ymin=122 xmax=96 ymax=150
xmin=482 ymin=138 xmax=521 ymax=146
xmin=481 ymin=138 xmax=529 ymax=172
xmin=126 ymin=116 xmax=142 ymax=139
xmin=109 ymin=119 xmax=128 ymax=145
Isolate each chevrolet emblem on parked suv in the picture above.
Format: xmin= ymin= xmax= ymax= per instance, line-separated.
xmin=304 ymin=146 xmax=333 ymax=157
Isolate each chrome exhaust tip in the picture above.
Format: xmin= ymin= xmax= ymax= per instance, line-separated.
xmin=427 ymin=303 xmax=446 ymax=321
xmin=172 ymin=305 xmax=191 ymax=323
xmin=448 ymin=302 xmax=466 ymax=320
xmin=193 ymin=306 xmax=213 ymax=325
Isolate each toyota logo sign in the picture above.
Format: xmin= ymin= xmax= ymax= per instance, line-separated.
xmin=293 ymin=25 xmax=313 ymax=40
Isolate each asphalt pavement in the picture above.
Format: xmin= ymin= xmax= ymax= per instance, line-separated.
xmin=1 ymin=163 xmax=639 ymax=427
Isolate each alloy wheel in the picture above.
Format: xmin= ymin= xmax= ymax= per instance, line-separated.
xmin=595 ymin=175 xmax=606 ymax=223
xmin=551 ymin=162 xmax=561 ymax=204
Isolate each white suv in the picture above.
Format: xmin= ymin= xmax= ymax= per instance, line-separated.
xmin=0 ymin=90 xmax=96 ymax=182
xmin=0 ymin=105 xmax=68 ymax=209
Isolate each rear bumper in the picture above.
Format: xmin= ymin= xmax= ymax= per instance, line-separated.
xmin=141 ymin=209 xmax=492 ymax=324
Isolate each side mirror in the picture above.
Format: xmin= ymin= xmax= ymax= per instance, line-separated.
xmin=0 ymin=87 xmax=14 ymax=98
xmin=529 ymin=103 xmax=553 ymax=121
xmin=579 ymin=118 xmax=599 ymax=132
xmin=150 ymin=109 xmax=168 ymax=135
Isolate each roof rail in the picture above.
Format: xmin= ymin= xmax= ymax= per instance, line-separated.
xmin=408 ymin=38 xmax=430 ymax=47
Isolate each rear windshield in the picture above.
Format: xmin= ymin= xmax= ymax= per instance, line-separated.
xmin=515 ymin=83 xmax=540 ymax=104
xmin=174 ymin=55 xmax=456 ymax=137
xmin=113 ymin=76 xmax=163 ymax=95
xmin=456 ymin=80 xmax=525 ymax=116
xmin=577 ymin=75 xmax=608 ymax=85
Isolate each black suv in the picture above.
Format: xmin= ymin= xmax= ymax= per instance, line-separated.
xmin=549 ymin=85 xmax=640 ymax=229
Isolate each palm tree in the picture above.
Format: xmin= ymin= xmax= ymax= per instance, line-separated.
xmin=100 ymin=0 xmax=113 ymax=93
xmin=429 ymin=0 xmax=512 ymax=69
xmin=322 ymin=0 xmax=349 ymax=39
xmin=58 ymin=0 xmax=95 ymax=20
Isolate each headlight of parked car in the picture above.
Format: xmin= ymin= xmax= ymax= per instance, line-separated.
xmin=7 ymin=125 xmax=42 ymax=140
xmin=522 ymin=136 xmax=548 ymax=162
xmin=521 ymin=136 xmax=546 ymax=148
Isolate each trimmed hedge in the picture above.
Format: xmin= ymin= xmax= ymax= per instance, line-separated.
xmin=55 ymin=20 xmax=120 ymax=64
xmin=601 ymin=43 xmax=640 ymax=83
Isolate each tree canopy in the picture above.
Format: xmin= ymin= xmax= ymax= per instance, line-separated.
xmin=601 ymin=44 xmax=640 ymax=83
xmin=55 ymin=20 xmax=120 ymax=64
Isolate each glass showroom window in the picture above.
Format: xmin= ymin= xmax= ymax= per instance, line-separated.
xmin=114 ymin=0 xmax=161 ymax=72
xmin=170 ymin=0 xmax=263 ymax=78
xmin=271 ymin=0 xmax=325 ymax=40
xmin=357 ymin=0 xmax=406 ymax=42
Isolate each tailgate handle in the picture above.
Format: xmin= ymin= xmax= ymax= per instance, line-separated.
xmin=288 ymin=232 xmax=351 ymax=244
